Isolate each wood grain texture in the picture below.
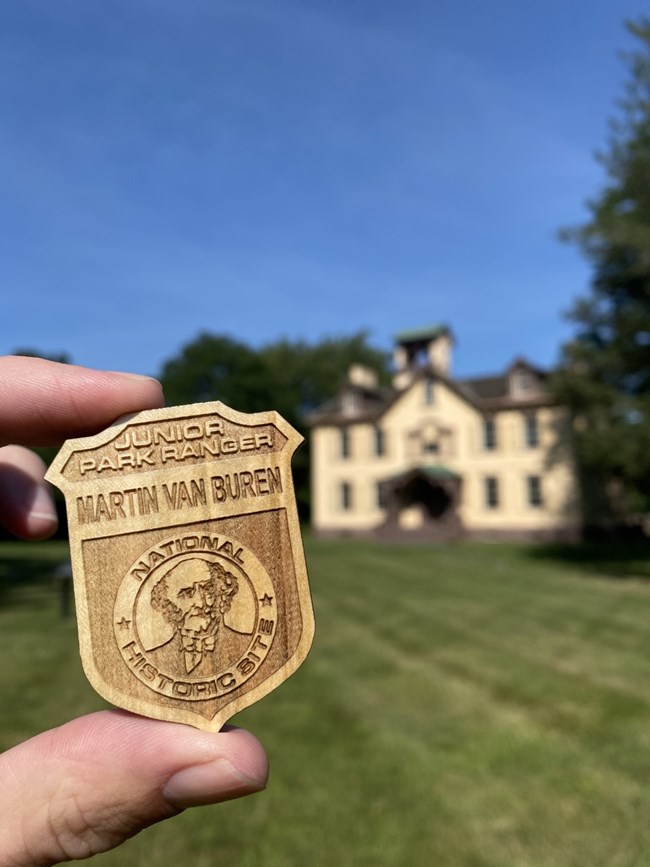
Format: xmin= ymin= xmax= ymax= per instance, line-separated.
xmin=45 ymin=402 xmax=314 ymax=731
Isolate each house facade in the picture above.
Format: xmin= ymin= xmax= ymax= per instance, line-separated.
xmin=309 ymin=325 xmax=579 ymax=541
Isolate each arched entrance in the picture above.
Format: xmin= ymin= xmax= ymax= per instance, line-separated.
xmin=379 ymin=465 xmax=464 ymax=541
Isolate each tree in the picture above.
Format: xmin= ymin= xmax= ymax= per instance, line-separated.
xmin=159 ymin=331 xmax=390 ymax=518
xmin=160 ymin=334 xmax=273 ymax=411
xmin=554 ymin=19 xmax=650 ymax=524
xmin=259 ymin=332 xmax=391 ymax=431
xmin=11 ymin=349 xmax=71 ymax=365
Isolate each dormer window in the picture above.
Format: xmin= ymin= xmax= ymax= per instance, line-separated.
xmin=341 ymin=390 xmax=361 ymax=415
xmin=516 ymin=368 xmax=531 ymax=391
xmin=511 ymin=365 xmax=540 ymax=399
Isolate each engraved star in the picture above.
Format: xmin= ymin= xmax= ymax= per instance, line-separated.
xmin=117 ymin=617 xmax=131 ymax=629
xmin=259 ymin=594 xmax=273 ymax=607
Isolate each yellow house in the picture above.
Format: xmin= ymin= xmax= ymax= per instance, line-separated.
xmin=309 ymin=325 xmax=579 ymax=541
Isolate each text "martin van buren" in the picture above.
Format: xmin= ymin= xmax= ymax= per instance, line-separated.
xmin=76 ymin=466 xmax=283 ymax=525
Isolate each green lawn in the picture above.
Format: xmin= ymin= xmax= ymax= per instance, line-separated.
xmin=1 ymin=537 xmax=650 ymax=866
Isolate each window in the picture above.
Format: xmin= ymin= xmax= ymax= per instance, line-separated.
xmin=376 ymin=481 xmax=387 ymax=510
xmin=516 ymin=368 xmax=531 ymax=391
xmin=374 ymin=426 xmax=386 ymax=457
xmin=341 ymin=390 xmax=360 ymax=415
xmin=483 ymin=418 xmax=497 ymax=450
xmin=340 ymin=429 xmax=350 ymax=459
xmin=341 ymin=481 xmax=352 ymax=511
xmin=527 ymin=475 xmax=543 ymax=507
xmin=424 ymin=378 xmax=435 ymax=405
xmin=485 ymin=477 xmax=499 ymax=509
xmin=423 ymin=440 xmax=439 ymax=455
xmin=525 ymin=413 xmax=539 ymax=448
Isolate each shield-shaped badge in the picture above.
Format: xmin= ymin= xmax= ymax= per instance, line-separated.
xmin=45 ymin=402 xmax=314 ymax=731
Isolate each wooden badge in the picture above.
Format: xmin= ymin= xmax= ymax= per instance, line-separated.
xmin=45 ymin=402 xmax=314 ymax=731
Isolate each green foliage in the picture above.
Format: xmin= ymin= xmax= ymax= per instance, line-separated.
xmin=11 ymin=348 xmax=71 ymax=364
xmin=160 ymin=330 xmax=389 ymax=426
xmin=4 ymin=537 xmax=650 ymax=866
xmin=160 ymin=331 xmax=390 ymax=518
xmin=554 ymin=19 xmax=650 ymax=520
xmin=159 ymin=333 xmax=272 ymax=411
xmin=259 ymin=333 xmax=391 ymax=428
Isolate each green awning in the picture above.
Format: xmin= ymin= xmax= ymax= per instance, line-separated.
xmin=385 ymin=464 xmax=461 ymax=483
xmin=420 ymin=464 xmax=461 ymax=481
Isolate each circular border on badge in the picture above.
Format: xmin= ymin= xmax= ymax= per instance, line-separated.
xmin=113 ymin=532 xmax=277 ymax=701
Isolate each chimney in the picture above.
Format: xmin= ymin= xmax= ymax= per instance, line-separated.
xmin=347 ymin=364 xmax=379 ymax=390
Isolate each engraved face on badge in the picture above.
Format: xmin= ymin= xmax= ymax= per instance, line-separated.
xmin=114 ymin=533 xmax=277 ymax=702
xmin=151 ymin=558 xmax=239 ymax=675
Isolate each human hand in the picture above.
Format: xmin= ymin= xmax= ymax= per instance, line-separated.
xmin=0 ymin=357 xmax=268 ymax=865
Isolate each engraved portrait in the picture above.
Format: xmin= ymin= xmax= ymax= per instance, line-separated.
xmin=114 ymin=533 xmax=280 ymax=704
xmin=143 ymin=556 xmax=252 ymax=678
xmin=150 ymin=558 xmax=240 ymax=673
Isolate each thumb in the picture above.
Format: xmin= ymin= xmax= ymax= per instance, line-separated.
xmin=0 ymin=710 xmax=268 ymax=866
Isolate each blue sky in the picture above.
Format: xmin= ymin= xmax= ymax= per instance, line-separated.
xmin=0 ymin=0 xmax=647 ymax=380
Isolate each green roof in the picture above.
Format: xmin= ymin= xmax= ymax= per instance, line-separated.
xmin=395 ymin=323 xmax=449 ymax=344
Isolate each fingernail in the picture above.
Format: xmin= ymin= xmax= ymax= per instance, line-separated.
xmin=28 ymin=485 xmax=58 ymax=531
xmin=108 ymin=371 xmax=162 ymax=386
xmin=163 ymin=758 xmax=267 ymax=808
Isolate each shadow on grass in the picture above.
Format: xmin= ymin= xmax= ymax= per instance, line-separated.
xmin=0 ymin=541 xmax=71 ymax=608
xmin=525 ymin=538 xmax=650 ymax=581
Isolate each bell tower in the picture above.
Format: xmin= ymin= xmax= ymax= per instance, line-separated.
xmin=392 ymin=324 xmax=454 ymax=389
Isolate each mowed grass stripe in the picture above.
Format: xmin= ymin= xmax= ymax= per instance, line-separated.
xmin=329 ymin=583 xmax=650 ymax=723
xmin=319 ymin=541 xmax=650 ymax=690
xmin=317 ymin=575 xmax=650 ymax=788
xmin=306 ymin=540 xmax=650 ymax=866
xmin=2 ymin=538 xmax=650 ymax=866
xmin=315 ymin=541 xmax=650 ymax=768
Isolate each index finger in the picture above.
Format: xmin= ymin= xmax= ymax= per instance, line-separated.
xmin=0 ymin=356 xmax=165 ymax=447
